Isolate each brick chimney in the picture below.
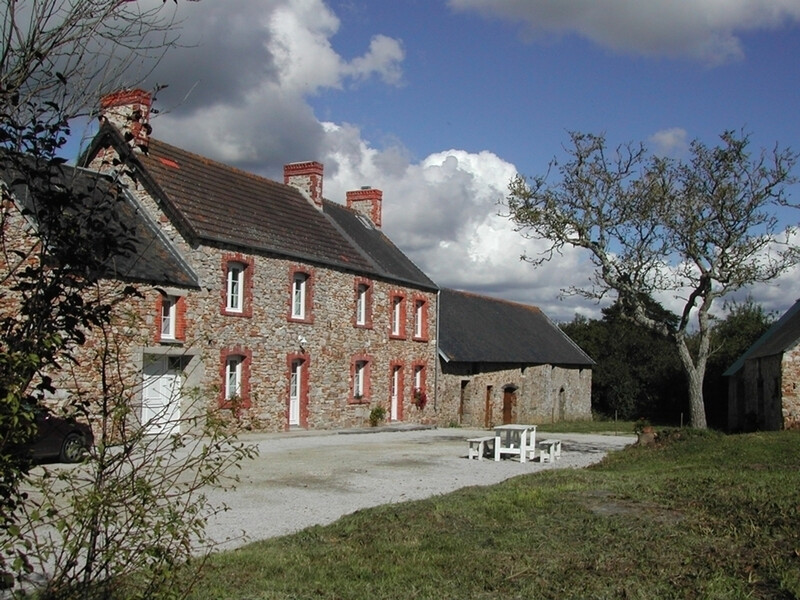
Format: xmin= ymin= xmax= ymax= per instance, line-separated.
xmin=284 ymin=161 xmax=324 ymax=210
xmin=99 ymin=89 xmax=152 ymax=152
xmin=346 ymin=187 xmax=382 ymax=228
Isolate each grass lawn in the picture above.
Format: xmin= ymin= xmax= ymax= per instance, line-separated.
xmin=184 ymin=429 xmax=800 ymax=600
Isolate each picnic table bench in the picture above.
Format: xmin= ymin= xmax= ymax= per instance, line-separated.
xmin=538 ymin=438 xmax=562 ymax=463
xmin=467 ymin=435 xmax=495 ymax=460
xmin=493 ymin=424 xmax=536 ymax=463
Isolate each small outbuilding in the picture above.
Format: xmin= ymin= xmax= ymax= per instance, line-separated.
xmin=436 ymin=289 xmax=594 ymax=428
xmin=725 ymin=299 xmax=800 ymax=431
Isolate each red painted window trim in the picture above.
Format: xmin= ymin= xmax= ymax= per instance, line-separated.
xmin=286 ymin=353 xmax=310 ymax=430
xmin=220 ymin=253 xmax=254 ymax=317
xmin=219 ymin=346 xmax=252 ymax=410
xmin=353 ymin=277 xmax=373 ymax=329
xmin=349 ymin=354 xmax=372 ymax=404
xmin=288 ymin=265 xmax=315 ymax=324
xmin=154 ymin=294 xmax=186 ymax=343
xmin=389 ymin=360 xmax=405 ymax=422
xmin=389 ymin=291 xmax=407 ymax=340
xmin=412 ymin=294 xmax=429 ymax=341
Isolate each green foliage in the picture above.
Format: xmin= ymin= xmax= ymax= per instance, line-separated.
xmin=187 ymin=431 xmax=800 ymax=600
xmin=561 ymin=302 xmax=686 ymax=422
xmin=369 ymin=405 xmax=386 ymax=427
xmin=0 ymin=2 xmax=198 ymax=592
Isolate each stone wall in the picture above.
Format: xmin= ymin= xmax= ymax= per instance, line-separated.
xmin=728 ymin=354 xmax=787 ymax=431
xmin=84 ymin=150 xmax=438 ymax=433
xmin=436 ymin=361 xmax=592 ymax=428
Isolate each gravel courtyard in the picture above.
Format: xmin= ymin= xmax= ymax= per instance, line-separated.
xmin=204 ymin=427 xmax=636 ymax=551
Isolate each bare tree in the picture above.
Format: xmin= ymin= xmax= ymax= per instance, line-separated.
xmin=1 ymin=0 xmax=191 ymax=126
xmin=0 ymin=2 xmax=243 ymax=596
xmin=506 ymin=130 xmax=798 ymax=428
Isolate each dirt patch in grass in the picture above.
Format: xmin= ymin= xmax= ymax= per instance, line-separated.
xmin=582 ymin=489 xmax=685 ymax=525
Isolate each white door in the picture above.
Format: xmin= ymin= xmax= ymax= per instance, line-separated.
xmin=142 ymin=356 xmax=182 ymax=435
xmin=289 ymin=360 xmax=301 ymax=426
xmin=390 ymin=366 xmax=401 ymax=421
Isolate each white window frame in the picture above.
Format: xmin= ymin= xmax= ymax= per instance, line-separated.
xmin=391 ymin=296 xmax=402 ymax=335
xmin=414 ymin=299 xmax=424 ymax=338
xmin=354 ymin=360 xmax=367 ymax=399
xmin=414 ymin=365 xmax=423 ymax=391
xmin=225 ymin=356 xmax=242 ymax=400
xmin=292 ymin=273 xmax=307 ymax=319
xmin=356 ymin=283 xmax=368 ymax=325
xmin=161 ymin=295 xmax=176 ymax=340
xmin=226 ymin=263 xmax=244 ymax=312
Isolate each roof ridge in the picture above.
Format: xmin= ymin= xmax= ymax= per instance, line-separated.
xmin=445 ymin=288 xmax=542 ymax=314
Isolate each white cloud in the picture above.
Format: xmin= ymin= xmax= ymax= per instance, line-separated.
xmin=649 ymin=128 xmax=689 ymax=157
xmin=144 ymin=0 xmax=404 ymax=167
xmin=448 ymin=0 xmax=800 ymax=64
xmin=321 ymin=123 xmax=599 ymax=321
xmin=128 ymin=0 xmax=800 ymax=325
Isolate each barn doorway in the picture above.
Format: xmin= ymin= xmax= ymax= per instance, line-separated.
xmin=502 ymin=385 xmax=517 ymax=424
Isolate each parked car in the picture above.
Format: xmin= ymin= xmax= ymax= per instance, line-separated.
xmin=22 ymin=407 xmax=94 ymax=463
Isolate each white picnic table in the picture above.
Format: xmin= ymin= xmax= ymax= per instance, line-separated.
xmin=493 ymin=424 xmax=537 ymax=463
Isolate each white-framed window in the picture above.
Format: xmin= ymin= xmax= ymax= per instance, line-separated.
xmin=292 ymin=272 xmax=307 ymax=319
xmin=160 ymin=296 xmax=176 ymax=340
xmin=225 ymin=356 xmax=243 ymax=400
xmin=391 ymin=296 xmax=403 ymax=336
xmin=414 ymin=364 xmax=423 ymax=390
xmin=226 ymin=263 xmax=244 ymax=312
xmin=354 ymin=360 xmax=367 ymax=399
xmin=356 ymin=283 xmax=368 ymax=325
xmin=414 ymin=299 xmax=424 ymax=338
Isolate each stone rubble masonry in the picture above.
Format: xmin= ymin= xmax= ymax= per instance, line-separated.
xmin=346 ymin=187 xmax=383 ymax=228
xmin=781 ymin=346 xmax=800 ymax=428
xmin=781 ymin=345 xmax=800 ymax=429
xmin=80 ymin=149 xmax=438 ymax=433
xmin=436 ymin=362 xmax=592 ymax=428
xmin=729 ymin=348 xmax=800 ymax=431
xmin=283 ymin=162 xmax=324 ymax=210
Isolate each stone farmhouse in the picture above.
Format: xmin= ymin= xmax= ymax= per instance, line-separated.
xmin=2 ymin=89 xmax=593 ymax=435
xmin=436 ymin=289 xmax=593 ymax=428
xmin=725 ymin=299 xmax=800 ymax=431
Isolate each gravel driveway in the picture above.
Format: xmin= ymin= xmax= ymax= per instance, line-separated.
xmin=204 ymin=426 xmax=635 ymax=551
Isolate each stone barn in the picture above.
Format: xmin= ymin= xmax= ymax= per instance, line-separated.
xmin=436 ymin=289 xmax=593 ymax=428
xmin=725 ymin=299 xmax=800 ymax=431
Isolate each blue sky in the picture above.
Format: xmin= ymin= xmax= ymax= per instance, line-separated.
xmin=89 ymin=0 xmax=800 ymax=322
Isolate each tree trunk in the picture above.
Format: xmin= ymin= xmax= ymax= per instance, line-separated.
xmin=676 ymin=339 xmax=708 ymax=429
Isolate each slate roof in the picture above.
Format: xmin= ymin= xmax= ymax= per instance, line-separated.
xmin=724 ymin=299 xmax=800 ymax=376
xmin=438 ymin=288 xmax=594 ymax=365
xmin=1 ymin=155 xmax=199 ymax=289
xmin=89 ymin=128 xmax=436 ymax=290
xmin=323 ymin=200 xmax=436 ymax=290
